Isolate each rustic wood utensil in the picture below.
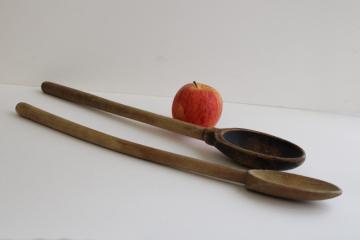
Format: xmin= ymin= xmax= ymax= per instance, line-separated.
xmin=41 ymin=82 xmax=305 ymax=170
xmin=15 ymin=102 xmax=341 ymax=201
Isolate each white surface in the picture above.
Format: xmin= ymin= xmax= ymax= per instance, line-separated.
xmin=0 ymin=84 xmax=359 ymax=239
xmin=1 ymin=0 xmax=360 ymax=114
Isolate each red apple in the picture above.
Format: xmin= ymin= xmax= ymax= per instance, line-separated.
xmin=172 ymin=81 xmax=223 ymax=127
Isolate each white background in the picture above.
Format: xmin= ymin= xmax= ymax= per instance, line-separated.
xmin=0 ymin=0 xmax=359 ymax=114
xmin=1 ymin=1 xmax=360 ymax=239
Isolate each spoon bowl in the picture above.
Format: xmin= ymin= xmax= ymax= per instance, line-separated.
xmin=246 ymin=170 xmax=342 ymax=201
xmin=204 ymin=128 xmax=305 ymax=170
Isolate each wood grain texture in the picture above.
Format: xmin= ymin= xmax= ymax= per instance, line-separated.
xmin=15 ymin=102 xmax=246 ymax=184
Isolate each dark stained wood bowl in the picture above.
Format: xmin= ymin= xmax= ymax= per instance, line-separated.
xmin=203 ymin=128 xmax=305 ymax=170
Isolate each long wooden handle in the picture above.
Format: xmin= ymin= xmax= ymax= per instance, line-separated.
xmin=16 ymin=102 xmax=246 ymax=183
xmin=41 ymin=81 xmax=206 ymax=140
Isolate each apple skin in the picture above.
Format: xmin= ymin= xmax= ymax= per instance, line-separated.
xmin=172 ymin=82 xmax=223 ymax=127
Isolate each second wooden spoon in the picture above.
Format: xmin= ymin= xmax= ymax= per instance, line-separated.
xmin=15 ymin=102 xmax=340 ymax=201
xmin=41 ymin=81 xmax=305 ymax=170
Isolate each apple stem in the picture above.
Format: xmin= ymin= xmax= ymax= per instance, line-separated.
xmin=193 ymin=81 xmax=198 ymax=88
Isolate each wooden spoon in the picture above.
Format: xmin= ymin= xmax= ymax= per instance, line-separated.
xmin=15 ymin=102 xmax=341 ymax=201
xmin=41 ymin=81 xmax=305 ymax=170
